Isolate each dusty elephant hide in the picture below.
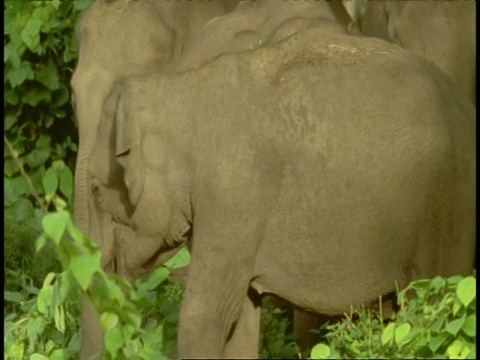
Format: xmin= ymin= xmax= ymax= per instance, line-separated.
xmin=360 ymin=0 xmax=476 ymax=105
xmin=177 ymin=0 xmax=354 ymax=72
xmin=70 ymin=1 xmax=238 ymax=359
xmin=95 ymin=21 xmax=475 ymax=358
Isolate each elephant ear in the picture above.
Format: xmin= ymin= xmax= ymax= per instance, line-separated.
xmin=115 ymin=88 xmax=131 ymax=166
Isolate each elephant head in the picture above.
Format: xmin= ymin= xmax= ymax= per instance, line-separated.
xmin=360 ymin=1 xmax=476 ymax=104
xmin=177 ymin=0 xmax=354 ymax=71
xmin=70 ymin=1 xmax=236 ymax=358
xmin=113 ymin=80 xmax=192 ymax=251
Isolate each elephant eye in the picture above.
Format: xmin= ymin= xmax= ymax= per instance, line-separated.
xmin=116 ymin=148 xmax=131 ymax=158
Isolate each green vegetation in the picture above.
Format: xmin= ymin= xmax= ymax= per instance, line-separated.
xmin=311 ymin=275 xmax=476 ymax=359
xmin=4 ymin=1 xmax=476 ymax=359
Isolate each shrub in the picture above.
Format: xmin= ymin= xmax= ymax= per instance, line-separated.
xmin=311 ymin=275 xmax=476 ymax=359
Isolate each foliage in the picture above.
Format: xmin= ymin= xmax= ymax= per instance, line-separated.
xmin=311 ymin=275 xmax=476 ymax=359
xmin=4 ymin=0 xmax=88 ymax=204
xmin=260 ymin=298 xmax=300 ymax=359
xmin=5 ymin=193 xmax=190 ymax=359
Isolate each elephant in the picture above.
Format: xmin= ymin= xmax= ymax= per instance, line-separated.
xmin=177 ymin=0 xmax=354 ymax=71
xmin=91 ymin=16 xmax=475 ymax=357
xmin=69 ymin=1 xmax=238 ymax=358
xmin=176 ymin=0 xmax=356 ymax=349
xmin=360 ymin=1 xmax=476 ymax=105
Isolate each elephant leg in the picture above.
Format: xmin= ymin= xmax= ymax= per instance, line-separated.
xmin=80 ymin=297 xmax=104 ymax=360
xmin=223 ymin=291 xmax=261 ymax=357
xmin=293 ymin=308 xmax=321 ymax=351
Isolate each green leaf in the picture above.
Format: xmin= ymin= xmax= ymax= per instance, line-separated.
xmin=35 ymin=59 xmax=59 ymax=90
xmin=22 ymin=84 xmax=52 ymax=106
xmin=24 ymin=147 xmax=50 ymax=168
xmin=37 ymin=273 xmax=56 ymax=315
xmin=446 ymin=339 xmax=466 ymax=359
xmin=59 ymin=166 xmax=74 ymax=202
xmin=4 ymin=114 xmax=17 ymax=130
xmin=4 ymin=291 xmax=25 ymax=303
xmin=5 ymin=42 xmax=21 ymax=68
xmin=7 ymin=62 xmax=34 ymax=87
xmin=164 ymin=248 xmax=191 ymax=269
xmin=12 ymin=197 xmax=34 ymax=221
xmin=429 ymin=333 xmax=449 ymax=353
xmin=381 ymin=322 xmax=395 ymax=345
xmin=395 ymin=323 xmax=412 ymax=345
xmin=70 ymin=255 xmax=101 ymax=291
xmin=311 ymin=343 xmax=331 ymax=359
xmin=105 ymin=326 xmax=124 ymax=357
xmin=43 ymin=167 xmax=59 ymax=199
xmin=42 ymin=211 xmax=69 ymax=244
xmin=52 ymin=85 xmax=70 ymax=107
xmin=21 ymin=18 xmax=42 ymax=52
xmin=28 ymin=317 xmax=46 ymax=349
xmin=100 ymin=312 xmax=119 ymax=331
xmin=5 ymin=88 xmax=20 ymax=105
xmin=54 ymin=304 xmax=66 ymax=333
xmin=456 ymin=277 xmax=475 ymax=308
xmin=136 ymin=267 xmax=170 ymax=299
xmin=32 ymin=7 xmax=50 ymax=25
xmin=446 ymin=315 xmax=466 ymax=336
xmin=462 ymin=314 xmax=476 ymax=338
xmin=30 ymin=354 xmax=49 ymax=360
xmin=74 ymin=0 xmax=92 ymax=11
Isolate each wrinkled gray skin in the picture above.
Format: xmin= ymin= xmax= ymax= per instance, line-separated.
xmin=70 ymin=1 xmax=237 ymax=359
xmin=177 ymin=0 xmax=353 ymax=71
xmin=177 ymin=0 xmax=356 ymax=349
xmin=96 ymin=19 xmax=475 ymax=358
xmin=360 ymin=1 xmax=476 ymax=104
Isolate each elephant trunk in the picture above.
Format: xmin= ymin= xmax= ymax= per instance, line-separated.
xmin=71 ymin=69 xmax=113 ymax=360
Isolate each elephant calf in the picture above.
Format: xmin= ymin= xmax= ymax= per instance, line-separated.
xmin=89 ymin=19 xmax=475 ymax=357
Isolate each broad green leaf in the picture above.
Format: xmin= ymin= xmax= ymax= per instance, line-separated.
xmin=100 ymin=312 xmax=119 ymax=331
xmin=311 ymin=343 xmax=331 ymax=359
xmin=164 ymin=248 xmax=191 ymax=269
xmin=105 ymin=326 xmax=124 ymax=357
xmin=59 ymin=166 xmax=74 ymax=202
xmin=42 ymin=211 xmax=69 ymax=244
xmin=52 ymin=85 xmax=70 ymax=107
xmin=4 ymin=291 xmax=25 ymax=303
xmin=28 ymin=317 xmax=46 ymax=350
xmin=7 ymin=62 xmax=34 ymax=87
xmin=5 ymin=42 xmax=21 ymax=68
xmin=43 ymin=167 xmax=59 ymax=198
xmin=5 ymin=88 xmax=20 ymax=105
xmin=21 ymin=18 xmax=42 ymax=51
xmin=462 ymin=314 xmax=476 ymax=338
xmin=429 ymin=333 xmax=449 ymax=353
xmin=35 ymin=59 xmax=59 ymax=90
xmin=22 ymin=85 xmax=52 ymax=106
xmin=456 ymin=277 xmax=475 ymax=308
xmin=4 ymin=114 xmax=17 ymax=130
xmin=12 ymin=197 xmax=34 ymax=221
xmin=70 ymin=255 xmax=101 ymax=291
xmin=136 ymin=267 xmax=170 ymax=299
xmin=395 ymin=324 xmax=412 ymax=345
xmin=32 ymin=7 xmax=50 ymax=25
xmin=446 ymin=339 xmax=466 ymax=359
xmin=24 ymin=147 xmax=50 ymax=168
xmin=381 ymin=323 xmax=395 ymax=345
xmin=74 ymin=0 xmax=92 ymax=10
xmin=446 ymin=315 xmax=466 ymax=336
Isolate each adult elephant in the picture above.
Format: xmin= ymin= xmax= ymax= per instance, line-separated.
xmin=360 ymin=1 xmax=476 ymax=104
xmin=70 ymin=1 xmax=237 ymax=359
xmin=92 ymin=5 xmax=475 ymax=358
